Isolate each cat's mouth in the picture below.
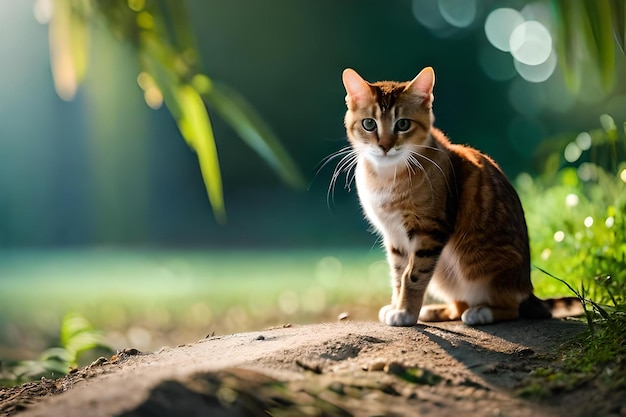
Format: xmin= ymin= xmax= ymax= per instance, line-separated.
xmin=366 ymin=146 xmax=406 ymax=163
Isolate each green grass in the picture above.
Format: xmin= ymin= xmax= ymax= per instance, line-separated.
xmin=515 ymin=115 xmax=626 ymax=398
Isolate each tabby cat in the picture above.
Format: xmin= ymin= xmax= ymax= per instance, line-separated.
xmin=341 ymin=67 xmax=551 ymax=326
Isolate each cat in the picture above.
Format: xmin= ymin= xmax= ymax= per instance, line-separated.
xmin=341 ymin=66 xmax=553 ymax=326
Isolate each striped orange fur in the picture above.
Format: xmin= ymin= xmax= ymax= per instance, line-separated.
xmin=341 ymin=67 xmax=552 ymax=326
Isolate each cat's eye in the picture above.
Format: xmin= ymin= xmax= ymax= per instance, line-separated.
xmin=362 ymin=118 xmax=377 ymax=132
xmin=395 ymin=119 xmax=411 ymax=132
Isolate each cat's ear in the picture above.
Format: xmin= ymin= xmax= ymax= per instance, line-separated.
xmin=342 ymin=68 xmax=372 ymax=109
xmin=407 ymin=67 xmax=435 ymax=105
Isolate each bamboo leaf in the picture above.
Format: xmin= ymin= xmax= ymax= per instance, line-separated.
xmin=51 ymin=0 xmax=303 ymax=222
xmin=202 ymin=81 xmax=305 ymax=189
xmin=139 ymin=34 xmax=225 ymax=221
xmin=176 ymin=85 xmax=226 ymax=223
xmin=581 ymin=0 xmax=615 ymax=90
xmin=611 ymin=0 xmax=626 ymax=54
xmin=161 ymin=0 xmax=197 ymax=64
xmin=551 ymin=0 xmax=583 ymax=92
xmin=139 ymin=34 xmax=183 ymax=119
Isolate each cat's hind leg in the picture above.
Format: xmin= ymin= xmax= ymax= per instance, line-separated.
xmin=418 ymin=301 xmax=469 ymax=322
xmin=461 ymin=305 xmax=519 ymax=325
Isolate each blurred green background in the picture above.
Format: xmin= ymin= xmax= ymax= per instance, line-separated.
xmin=0 ymin=0 xmax=625 ymax=367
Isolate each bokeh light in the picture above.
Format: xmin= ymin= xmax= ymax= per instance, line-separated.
xmin=412 ymin=0 xmax=461 ymax=38
xmin=438 ymin=0 xmax=476 ymax=28
xmin=575 ymin=132 xmax=592 ymax=151
xmin=513 ymin=50 xmax=557 ymax=82
xmin=32 ymin=0 xmax=52 ymax=24
xmin=412 ymin=0 xmax=448 ymax=31
xmin=578 ymin=163 xmax=598 ymax=182
xmin=484 ymin=8 xmax=556 ymax=84
xmin=127 ymin=0 xmax=146 ymax=12
xmin=484 ymin=8 xmax=524 ymax=52
xmin=554 ymin=231 xmax=565 ymax=242
xmin=606 ymin=217 xmax=615 ymax=228
xmin=565 ymin=193 xmax=579 ymax=208
xmin=564 ymin=142 xmax=582 ymax=163
xmin=600 ymin=113 xmax=616 ymax=132
xmin=315 ymin=256 xmax=343 ymax=288
xmin=509 ymin=21 xmax=552 ymax=66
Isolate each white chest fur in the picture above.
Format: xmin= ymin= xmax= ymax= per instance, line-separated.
xmin=355 ymin=160 xmax=412 ymax=250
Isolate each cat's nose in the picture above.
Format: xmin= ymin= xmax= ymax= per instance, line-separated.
xmin=378 ymin=136 xmax=394 ymax=154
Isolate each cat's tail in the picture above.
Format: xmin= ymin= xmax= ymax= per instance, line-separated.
xmin=519 ymin=294 xmax=584 ymax=319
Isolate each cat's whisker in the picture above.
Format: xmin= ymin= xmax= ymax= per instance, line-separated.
xmin=407 ymin=153 xmax=433 ymax=194
xmin=403 ymin=155 xmax=415 ymax=176
xmin=413 ymin=145 xmax=458 ymax=197
xmin=310 ymin=147 xmax=353 ymax=193
xmin=315 ymin=146 xmax=352 ymax=173
xmin=343 ymin=158 xmax=358 ymax=192
xmin=409 ymin=150 xmax=451 ymax=197
xmin=327 ymin=150 xmax=358 ymax=208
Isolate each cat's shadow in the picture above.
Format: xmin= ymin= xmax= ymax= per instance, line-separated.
xmin=414 ymin=319 xmax=585 ymax=388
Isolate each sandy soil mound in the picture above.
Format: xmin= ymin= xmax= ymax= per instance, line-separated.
xmin=1 ymin=319 xmax=623 ymax=417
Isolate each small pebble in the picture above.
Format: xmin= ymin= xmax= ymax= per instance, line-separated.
xmin=89 ymin=357 xmax=108 ymax=367
xmin=366 ymin=361 xmax=387 ymax=372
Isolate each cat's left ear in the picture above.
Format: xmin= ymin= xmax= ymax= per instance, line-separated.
xmin=407 ymin=67 xmax=435 ymax=105
xmin=342 ymin=68 xmax=373 ymax=109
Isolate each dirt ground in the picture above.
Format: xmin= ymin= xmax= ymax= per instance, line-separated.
xmin=1 ymin=318 xmax=625 ymax=417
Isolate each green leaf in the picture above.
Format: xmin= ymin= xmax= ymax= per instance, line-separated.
xmin=139 ymin=33 xmax=225 ymax=221
xmin=58 ymin=313 xmax=105 ymax=366
xmin=203 ymin=81 xmax=305 ymax=189
xmin=581 ymin=0 xmax=615 ymax=90
xmin=176 ymin=84 xmax=226 ymax=223
xmin=551 ymin=0 xmax=582 ymax=92
xmin=60 ymin=313 xmax=95 ymax=348
xmin=139 ymin=33 xmax=182 ymax=118
xmin=39 ymin=347 xmax=73 ymax=364
xmin=160 ymin=0 xmax=197 ymax=64
xmin=611 ymin=0 xmax=626 ymax=54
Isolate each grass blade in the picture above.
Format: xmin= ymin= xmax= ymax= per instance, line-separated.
xmin=202 ymin=81 xmax=305 ymax=189
xmin=534 ymin=266 xmax=582 ymax=299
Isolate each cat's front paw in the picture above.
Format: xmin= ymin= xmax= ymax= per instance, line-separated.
xmin=379 ymin=305 xmax=417 ymax=327
xmin=461 ymin=306 xmax=493 ymax=325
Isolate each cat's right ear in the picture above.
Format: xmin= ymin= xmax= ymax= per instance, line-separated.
xmin=342 ymin=68 xmax=372 ymax=109
xmin=407 ymin=67 xmax=435 ymax=106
